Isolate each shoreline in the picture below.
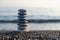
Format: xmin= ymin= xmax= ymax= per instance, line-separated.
xmin=0 ymin=19 xmax=60 ymax=23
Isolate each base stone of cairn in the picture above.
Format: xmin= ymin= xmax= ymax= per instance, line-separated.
xmin=17 ymin=9 xmax=30 ymax=32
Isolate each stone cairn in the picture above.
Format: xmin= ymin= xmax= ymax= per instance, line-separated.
xmin=17 ymin=9 xmax=30 ymax=32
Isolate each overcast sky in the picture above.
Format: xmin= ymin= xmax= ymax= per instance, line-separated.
xmin=0 ymin=0 xmax=60 ymax=8
xmin=0 ymin=0 xmax=60 ymax=16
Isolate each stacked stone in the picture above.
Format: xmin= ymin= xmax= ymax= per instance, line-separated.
xmin=17 ymin=9 xmax=30 ymax=32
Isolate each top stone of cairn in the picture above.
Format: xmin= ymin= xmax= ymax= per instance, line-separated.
xmin=18 ymin=9 xmax=26 ymax=12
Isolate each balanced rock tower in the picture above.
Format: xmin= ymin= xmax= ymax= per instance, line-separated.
xmin=17 ymin=9 xmax=30 ymax=32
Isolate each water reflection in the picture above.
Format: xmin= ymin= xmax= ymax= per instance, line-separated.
xmin=0 ymin=23 xmax=60 ymax=30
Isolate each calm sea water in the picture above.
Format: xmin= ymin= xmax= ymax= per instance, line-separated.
xmin=0 ymin=23 xmax=60 ymax=30
xmin=0 ymin=8 xmax=60 ymax=31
